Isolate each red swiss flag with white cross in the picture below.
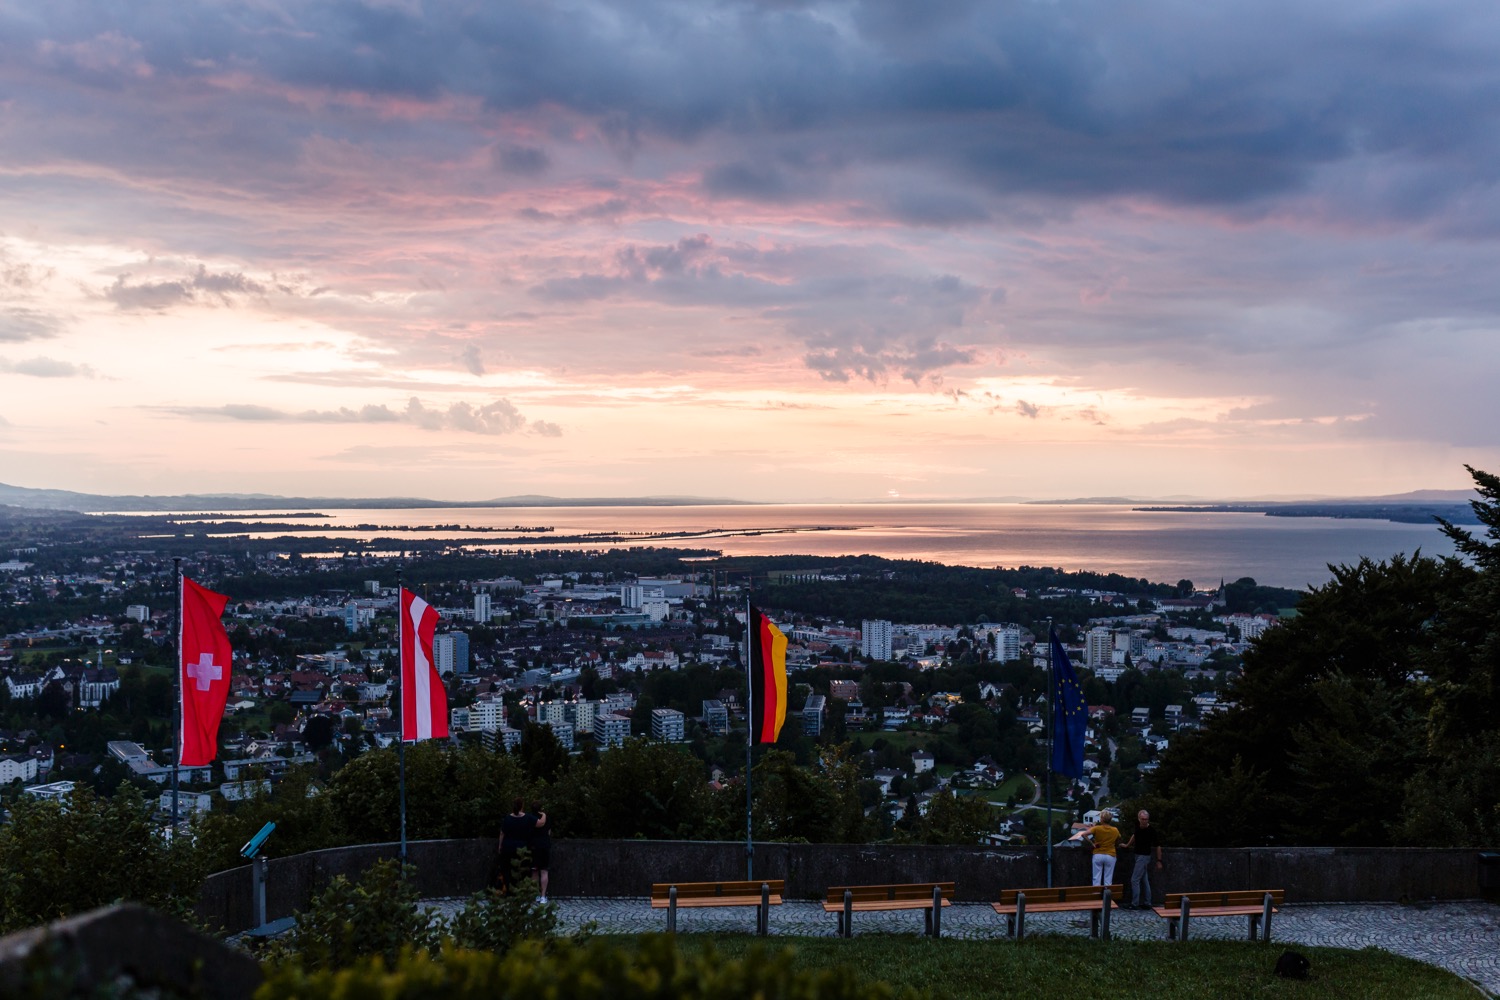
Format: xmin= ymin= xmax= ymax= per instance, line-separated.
xmin=180 ymin=576 xmax=233 ymax=767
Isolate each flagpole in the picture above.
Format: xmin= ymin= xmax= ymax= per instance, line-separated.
xmin=744 ymin=591 xmax=754 ymax=880
xmin=1046 ymin=617 xmax=1054 ymax=888
xmin=397 ymin=568 xmax=408 ymax=868
xmin=172 ymin=557 xmax=182 ymax=831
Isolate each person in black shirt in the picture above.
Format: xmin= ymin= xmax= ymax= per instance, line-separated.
xmin=528 ymin=801 xmax=551 ymax=903
xmin=498 ymin=798 xmax=533 ymax=894
xmin=1121 ymin=809 xmax=1164 ymax=909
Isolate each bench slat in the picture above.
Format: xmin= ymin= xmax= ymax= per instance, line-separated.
xmin=651 ymin=880 xmax=785 ymax=905
xmin=995 ymin=884 xmax=1121 ymax=906
xmin=1163 ymin=890 xmax=1284 ymax=907
xmin=822 ymin=899 xmax=952 ymax=913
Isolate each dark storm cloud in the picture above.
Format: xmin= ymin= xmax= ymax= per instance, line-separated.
xmin=11 ymin=1 xmax=1500 ymax=223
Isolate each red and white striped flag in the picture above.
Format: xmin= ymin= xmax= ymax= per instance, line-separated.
xmin=399 ymin=587 xmax=448 ymax=741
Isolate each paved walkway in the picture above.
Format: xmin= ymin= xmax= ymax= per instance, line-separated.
xmin=427 ymin=897 xmax=1500 ymax=995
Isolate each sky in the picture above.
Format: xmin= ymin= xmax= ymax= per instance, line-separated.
xmin=1 ymin=0 xmax=1498 ymax=503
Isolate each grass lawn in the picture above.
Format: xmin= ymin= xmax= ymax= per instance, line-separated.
xmin=685 ymin=934 xmax=1477 ymax=999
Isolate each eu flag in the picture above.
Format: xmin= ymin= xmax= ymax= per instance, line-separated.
xmin=1050 ymin=629 xmax=1087 ymax=778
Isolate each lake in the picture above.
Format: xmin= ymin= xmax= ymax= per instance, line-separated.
xmin=154 ymin=503 xmax=1459 ymax=591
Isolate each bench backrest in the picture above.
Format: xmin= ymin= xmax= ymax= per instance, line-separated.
xmin=995 ymin=884 xmax=1123 ymax=906
xmin=1164 ymin=890 xmax=1285 ymax=908
xmin=651 ymin=880 xmax=784 ymax=902
xmin=826 ymin=882 xmax=956 ymax=904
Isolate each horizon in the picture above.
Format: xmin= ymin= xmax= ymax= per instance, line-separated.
xmin=2 ymin=3 xmax=1499 ymax=501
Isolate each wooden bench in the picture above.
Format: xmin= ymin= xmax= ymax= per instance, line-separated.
xmin=1155 ymin=890 xmax=1284 ymax=941
xmin=822 ymin=882 xmax=955 ymax=938
xmin=651 ymin=880 xmax=784 ymax=935
xmin=991 ymin=884 xmax=1123 ymax=940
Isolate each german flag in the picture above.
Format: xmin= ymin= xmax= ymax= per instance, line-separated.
xmin=749 ymin=605 xmax=788 ymax=744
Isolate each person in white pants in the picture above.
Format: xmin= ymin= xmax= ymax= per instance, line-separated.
xmin=1082 ymin=809 xmax=1121 ymax=886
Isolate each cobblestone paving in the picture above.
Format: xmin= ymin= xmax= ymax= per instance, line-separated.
xmin=427 ymin=897 xmax=1500 ymax=995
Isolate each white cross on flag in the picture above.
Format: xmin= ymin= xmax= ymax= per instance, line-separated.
xmin=180 ymin=576 xmax=233 ymax=766
xmin=400 ymin=587 xmax=448 ymax=741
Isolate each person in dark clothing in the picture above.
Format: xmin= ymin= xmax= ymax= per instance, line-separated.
xmin=1120 ymin=809 xmax=1164 ymax=909
xmin=498 ymin=797 xmax=533 ymax=893
xmin=527 ymin=801 xmax=551 ymax=903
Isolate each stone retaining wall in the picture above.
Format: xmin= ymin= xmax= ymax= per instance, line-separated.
xmin=198 ymin=840 xmax=1487 ymax=935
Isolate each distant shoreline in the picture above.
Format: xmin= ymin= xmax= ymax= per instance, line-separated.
xmin=1135 ymin=503 xmax=1478 ymax=526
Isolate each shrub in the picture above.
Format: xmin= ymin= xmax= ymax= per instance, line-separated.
xmin=270 ymin=859 xmax=441 ymax=970
xmin=445 ymin=880 xmax=571 ymax=955
xmin=257 ymin=935 xmax=904 ymax=1000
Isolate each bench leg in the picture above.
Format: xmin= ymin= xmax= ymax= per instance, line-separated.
xmin=1016 ymin=894 xmax=1027 ymax=941
xmin=932 ymin=886 xmax=942 ymax=939
xmin=1101 ymin=888 xmax=1112 ymax=942
xmin=1090 ymin=909 xmax=1100 ymax=938
xmin=1248 ymin=914 xmax=1259 ymax=942
xmin=759 ymin=884 xmax=770 ymax=937
xmin=1167 ymin=917 xmax=1177 ymax=941
xmin=843 ymin=890 xmax=853 ymax=939
xmin=1006 ymin=914 xmax=1015 ymax=938
xmin=1179 ymin=897 xmax=1191 ymax=942
xmin=925 ymin=907 xmax=933 ymax=937
xmin=1262 ymin=893 xmax=1275 ymax=943
xmin=667 ymin=886 xmax=677 ymax=934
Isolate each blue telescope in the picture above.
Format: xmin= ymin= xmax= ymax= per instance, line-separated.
xmin=240 ymin=821 xmax=276 ymax=859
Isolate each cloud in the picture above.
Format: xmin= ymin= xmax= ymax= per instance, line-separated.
xmin=493 ymin=142 xmax=551 ymax=176
xmin=459 ymin=344 xmax=485 ymax=375
xmin=0 ymin=356 xmax=97 ymax=378
xmin=1015 ymin=400 xmax=1041 ymax=419
xmin=165 ymin=396 xmax=560 ymax=436
xmin=105 ymin=266 xmax=267 ymax=312
xmin=0 ymin=309 xmax=61 ymax=343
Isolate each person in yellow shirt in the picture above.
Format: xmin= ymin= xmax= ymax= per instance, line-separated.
xmin=1082 ymin=809 xmax=1121 ymax=886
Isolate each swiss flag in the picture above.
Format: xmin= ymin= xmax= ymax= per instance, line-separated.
xmin=400 ymin=587 xmax=449 ymax=741
xmin=180 ymin=577 xmax=232 ymax=767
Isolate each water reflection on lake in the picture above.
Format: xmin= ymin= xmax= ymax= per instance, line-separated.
xmin=128 ymin=503 xmax=1459 ymax=591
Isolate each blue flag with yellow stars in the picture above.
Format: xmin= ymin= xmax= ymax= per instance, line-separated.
xmin=1050 ymin=629 xmax=1087 ymax=778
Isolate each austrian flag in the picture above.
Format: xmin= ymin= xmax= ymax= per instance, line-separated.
xmin=400 ymin=587 xmax=449 ymax=741
xmin=180 ymin=577 xmax=233 ymax=767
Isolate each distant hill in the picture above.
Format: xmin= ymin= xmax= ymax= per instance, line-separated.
xmin=0 ymin=482 xmax=754 ymax=513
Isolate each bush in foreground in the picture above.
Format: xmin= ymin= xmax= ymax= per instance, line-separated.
xmin=257 ymin=935 xmax=904 ymax=1000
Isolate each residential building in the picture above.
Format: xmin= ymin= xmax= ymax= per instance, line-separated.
xmin=481 ymin=726 xmax=523 ymax=753
xmin=651 ymin=707 xmax=686 ymax=742
xmin=802 ymin=694 xmax=826 ymax=736
xmin=565 ymin=700 xmax=597 ymax=734
xmin=125 ymin=604 xmax=150 ymax=623
xmin=540 ymin=719 xmax=575 ymax=749
xmin=0 ymin=753 xmax=38 ymax=784
xmin=594 ymin=713 xmax=630 ymax=748
xmin=993 ymin=626 xmax=1022 ymax=663
xmin=912 ymin=750 xmax=935 ymax=774
xmin=474 ymin=592 xmax=493 ymax=624
xmin=620 ymin=584 xmax=644 ymax=609
xmin=1085 ymin=627 xmax=1115 ymax=668
xmin=160 ymin=790 xmax=213 ymax=816
xmin=861 ymin=619 xmax=893 ymax=661
xmin=24 ymin=780 xmax=76 ymax=802
xmin=434 ymin=631 xmax=470 ymax=674
xmin=701 ymin=699 xmax=729 ymax=735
